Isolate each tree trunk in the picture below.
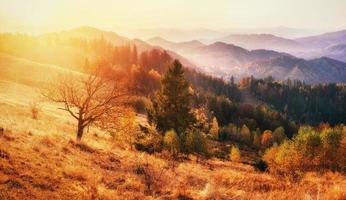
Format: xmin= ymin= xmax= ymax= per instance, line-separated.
xmin=76 ymin=120 xmax=84 ymax=141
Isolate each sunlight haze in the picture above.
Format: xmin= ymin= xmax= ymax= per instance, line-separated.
xmin=1 ymin=0 xmax=346 ymax=37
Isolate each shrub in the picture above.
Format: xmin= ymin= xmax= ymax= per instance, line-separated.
xmin=163 ymin=129 xmax=180 ymax=156
xmin=130 ymin=96 xmax=150 ymax=114
xmin=185 ymin=129 xmax=209 ymax=158
xmin=253 ymin=159 xmax=268 ymax=172
xmin=135 ymin=126 xmax=163 ymax=154
xmin=219 ymin=123 xmax=238 ymax=141
xmin=320 ymin=128 xmax=343 ymax=169
xmin=240 ymin=124 xmax=251 ymax=144
xmin=272 ymin=126 xmax=286 ymax=145
xmin=253 ymin=132 xmax=261 ymax=148
xmin=261 ymin=130 xmax=273 ymax=149
xmin=110 ymin=110 xmax=140 ymax=149
xmin=263 ymin=125 xmax=346 ymax=173
xmin=229 ymin=145 xmax=241 ymax=162
xmin=209 ymin=117 xmax=220 ymax=139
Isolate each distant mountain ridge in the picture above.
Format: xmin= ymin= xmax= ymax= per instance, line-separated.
xmin=295 ymin=29 xmax=346 ymax=49
xmin=217 ymin=34 xmax=303 ymax=52
xmin=147 ymin=37 xmax=205 ymax=53
xmin=147 ymin=37 xmax=290 ymax=76
xmin=26 ymin=26 xmax=197 ymax=68
xmin=3 ymin=26 xmax=346 ymax=84
xmin=242 ymin=56 xmax=346 ymax=84
xmin=147 ymin=36 xmax=346 ymax=84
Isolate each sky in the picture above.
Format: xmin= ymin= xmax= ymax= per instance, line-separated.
xmin=1 ymin=0 xmax=346 ymax=37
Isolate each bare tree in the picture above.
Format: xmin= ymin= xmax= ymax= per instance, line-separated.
xmin=43 ymin=70 xmax=127 ymax=141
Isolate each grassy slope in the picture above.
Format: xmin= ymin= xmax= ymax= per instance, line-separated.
xmin=0 ymin=86 xmax=345 ymax=200
xmin=0 ymin=56 xmax=345 ymax=199
xmin=0 ymin=53 xmax=81 ymax=87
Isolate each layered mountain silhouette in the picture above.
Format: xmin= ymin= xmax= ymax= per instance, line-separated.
xmin=3 ymin=26 xmax=346 ymax=84
xmin=6 ymin=26 xmax=195 ymax=68
xmin=217 ymin=34 xmax=303 ymax=52
xmin=296 ymin=30 xmax=346 ymax=49
xmin=242 ymin=56 xmax=346 ymax=84
xmin=147 ymin=35 xmax=346 ymax=84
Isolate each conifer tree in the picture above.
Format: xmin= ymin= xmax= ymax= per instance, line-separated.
xmin=147 ymin=60 xmax=196 ymax=135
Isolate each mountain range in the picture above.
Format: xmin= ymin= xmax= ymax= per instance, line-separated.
xmin=2 ymin=26 xmax=346 ymax=84
xmin=147 ymin=29 xmax=346 ymax=84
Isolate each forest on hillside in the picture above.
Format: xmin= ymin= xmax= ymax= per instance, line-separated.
xmin=1 ymin=31 xmax=346 ymax=199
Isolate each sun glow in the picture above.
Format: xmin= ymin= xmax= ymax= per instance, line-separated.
xmin=1 ymin=0 xmax=346 ymax=35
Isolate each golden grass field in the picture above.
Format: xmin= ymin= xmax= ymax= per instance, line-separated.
xmin=0 ymin=54 xmax=346 ymax=200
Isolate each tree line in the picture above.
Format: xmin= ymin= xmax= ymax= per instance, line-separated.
xmin=249 ymin=77 xmax=346 ymax=125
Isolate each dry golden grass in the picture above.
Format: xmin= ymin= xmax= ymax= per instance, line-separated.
xmin=0 ymin=82 xmax=346 ymax=200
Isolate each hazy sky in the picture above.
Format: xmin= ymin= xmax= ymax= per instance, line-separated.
xmin=1 ymin=0 xmax=346 ymax=35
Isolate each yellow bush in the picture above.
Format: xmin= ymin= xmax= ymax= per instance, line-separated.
xmin=163 ymin=129 xmax=180 ymax=156
xmin=263 ymin=126 xmax=346 ymax=173
xmin=229 ymin=145 xmax=241 ymax=162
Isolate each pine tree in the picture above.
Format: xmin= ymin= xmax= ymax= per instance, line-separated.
xmin=147 ymin=60 xmax=196 ymax=135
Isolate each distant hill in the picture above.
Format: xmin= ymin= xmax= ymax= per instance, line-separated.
xmin=147 ymin=38 xmax=289 ymax=76
xmin=217 ymin=34 xmax=303 ymax=52
xmin=295 ymin=30 xmax=346 ymax=49
xmin=0 ymin=27 xmax=196 ymax=70
xmin=318 ymin=44 xmax=346 ymax=63
xmin=42 ymin=26 xmax=130 ymax=46
xmin=147 ymin=37 xmax=205 ymax=54
xmin=242 ymin=56 xmax=346 ymax=84
xmin=44 ymin=27 xmax=196 ymax=68
xmin=147 ymin=35 xmax=346 ymax=84
xmin=190 ymin=42 xmax=287 ymax=74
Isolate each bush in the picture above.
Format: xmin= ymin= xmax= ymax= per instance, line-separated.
xmin=185 ymin=129 xmax=209 ymax=157
xmin=263 ymin=125 xmax=346 ymax=173
xmin=272 ymin=126 xmax=286 ymax=145
xmin=253 ymin=159 xmax=268 ymax=172
xmin=135 ymin=126 xmax=163 ymax=154
xmin=163 ymin=129 xmax=180 ymax=156
xmin=209 ymin=117 xmax=220 ymax=139
xmin=229 ymin=145 xmax=241 ymax=162
xmin=253 ymin=132 xmax=261 ymax=148
xmin=261 ymin=130 xmax=273 ymax=149
xmin=320 ymin=128 xmax=343 ymax=168
xmin=129 ymin=96 xmax=151 ymax=114
xmin=219 ymin=123 xmax=238 ymax=141
xmin=240 ymin=124 xmax=251 ymax=144
xmin=110 ymin=110 xmax=140 ymax=149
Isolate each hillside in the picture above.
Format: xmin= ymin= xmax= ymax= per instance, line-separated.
xmin=0 ymin=27 xmax=196 ymax=71
xmin=44 ymin=27 xmax=196 ymax=68
xmin=0 ymin=53 xmax=78 ymax=87
xmin=0 ymin=43 xmax=345 ymax=199
xmin=1 ymin=88 xmax=345 ymax=199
